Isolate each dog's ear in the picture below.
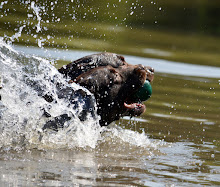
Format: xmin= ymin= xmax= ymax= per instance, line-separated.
xmin=75 ymin=66 xmax=121 ymax=94
xmin=58 ymin=55 xmax=93 ymax=80
xmin=58 ymin=53 xmax=128 ymax=80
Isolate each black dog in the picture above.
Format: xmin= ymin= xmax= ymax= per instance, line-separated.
xmin=0 ymin=52 xmax=154 ymax=130
xmin=58 ymin=52 xmax=154 ymax=127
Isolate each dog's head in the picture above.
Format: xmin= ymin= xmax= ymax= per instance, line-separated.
xmin=59 ymin=53 xmax=154 ymax=126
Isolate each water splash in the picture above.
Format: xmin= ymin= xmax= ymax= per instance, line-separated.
xmin=30 ymin=1 xmax=43 ymax=33
xmin=0 ymin=39 xmax=101 ymax=150
xmin=0 ymin=0 xmax=161 ymax=151
xmin=0 ymin=40 xmax=160 ymax=151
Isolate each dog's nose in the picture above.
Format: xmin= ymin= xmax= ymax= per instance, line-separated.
xmin=134 ymin=65 xmax=154 ymax=82
xmin=145 ymin=66 xmax=154 ymax=82
xmin=146 ymin=66 xmax=154 ymax=73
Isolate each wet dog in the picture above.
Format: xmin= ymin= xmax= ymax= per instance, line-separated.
xmin=58 ymin=52 xmax=154 ymax=126
xmin=0 ymin=52 xmax=154 ymax=130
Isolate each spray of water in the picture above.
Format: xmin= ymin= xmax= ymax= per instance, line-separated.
xmin=0 ymin=39 xmax=163 ymax=150
xmin=0 ymin=39 xmax=103 ymax=150
xmin=0 ymin=1 xmax=163 ymax=151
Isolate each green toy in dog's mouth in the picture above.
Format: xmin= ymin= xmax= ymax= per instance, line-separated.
xmin=123 ymin=79 xmax=152 ymax=114
xmin=134 ymin=80 xmax=152 ymax=102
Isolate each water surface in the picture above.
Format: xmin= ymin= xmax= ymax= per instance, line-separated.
xmin=1 ymin=43 xmax=219 ymax=186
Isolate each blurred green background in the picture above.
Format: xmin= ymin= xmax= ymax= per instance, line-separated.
xmin=1 ymin=0 xmax=220 ymax=66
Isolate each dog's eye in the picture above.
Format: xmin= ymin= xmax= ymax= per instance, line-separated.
xmin=110 ymin=69 xmax=117 ymax=73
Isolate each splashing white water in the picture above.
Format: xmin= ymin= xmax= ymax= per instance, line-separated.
xmin=31 ymin=1 xmax=43 ymax=33
xmin=0 ymin=39 xmax=161 ymax=151
xmin=0 ymin=39 xmax=102 ymax=150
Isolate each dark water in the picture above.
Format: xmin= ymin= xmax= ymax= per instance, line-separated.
xmin=0 ymin=0 xmax=220 ymax=186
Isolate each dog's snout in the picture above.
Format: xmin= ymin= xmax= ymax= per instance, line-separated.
xmin=146 ymin=66 xmax=154 ymax=73
xmin=145 ymin=66 xmax=154 ymax=82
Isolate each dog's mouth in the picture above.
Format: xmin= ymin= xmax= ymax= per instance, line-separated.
xmin=123 ymin=77 xmax=153 ymax=116
xmin=123 ymin=64 xmax=154 ymax=116
xmin=123 ymin=87 xmax=147 ymax=116
xmin=123 ymin=102 xmax=146 ymax=116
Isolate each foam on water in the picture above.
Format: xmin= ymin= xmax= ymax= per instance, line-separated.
xmin=106 ymin=126 xmax=163 ymax=149
xmin=0 ymin=39 xmax=159 ymax=151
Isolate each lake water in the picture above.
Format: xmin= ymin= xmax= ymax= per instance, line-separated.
xmin=0 ymin=0 xmax=220 ymax=186
xmin=0 ymin=41 xmax=219 ymax=186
